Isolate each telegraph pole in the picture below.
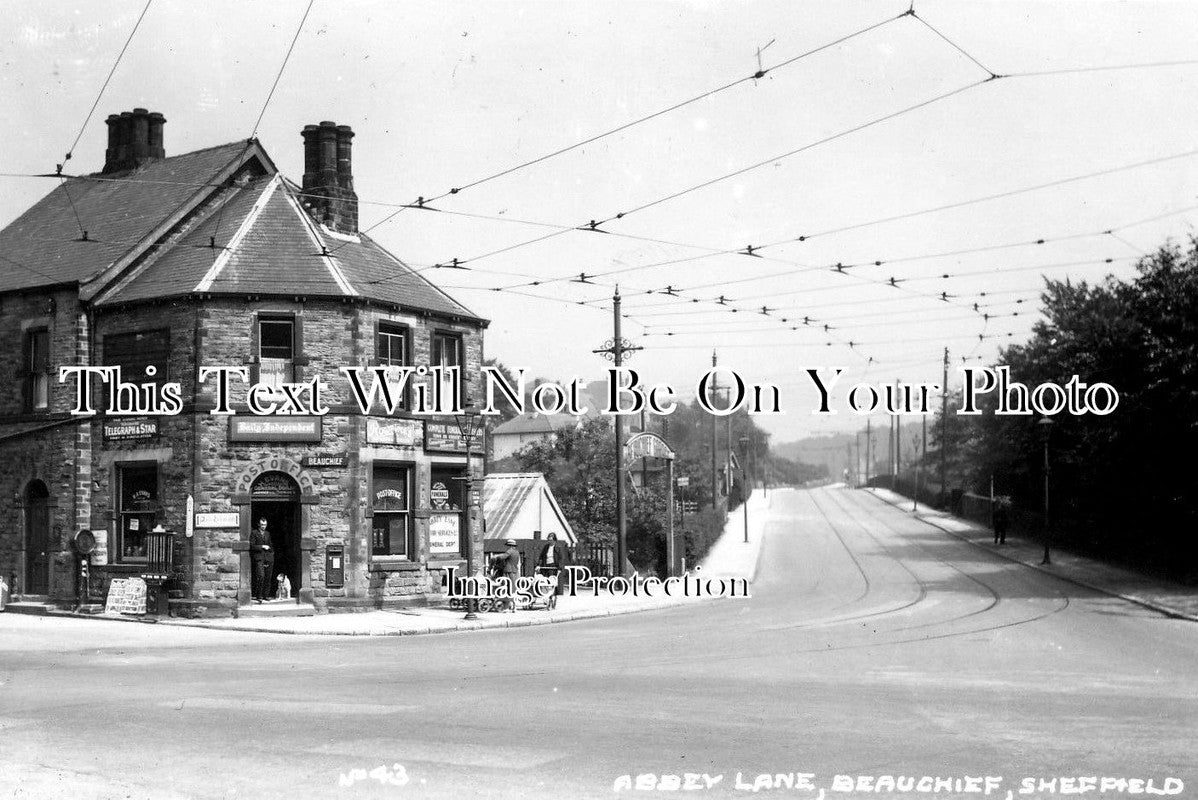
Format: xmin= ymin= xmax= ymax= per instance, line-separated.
xmin=593 ymin=287 xmax=641 ymax=577
xmin=940 ymin=347 xmax=949 ymax=504
xmin=710 ymin=350 xmax=719 ymax=510
xmin=865 ymin=418 xmax=872 ymax=485
xmin=895 ymin=379 xmax=902 ymax=482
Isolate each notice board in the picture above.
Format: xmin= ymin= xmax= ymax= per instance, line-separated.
xmin=104 ymin=577 xmax=148 ymax=615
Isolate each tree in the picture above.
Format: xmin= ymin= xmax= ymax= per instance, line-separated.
xmin=937 ymin=236 xmax=1198 ymax=576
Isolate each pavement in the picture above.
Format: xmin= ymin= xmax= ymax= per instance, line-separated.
xmin=1 ymin=490 xmax=771 ymax=637
xmin=867 ymin=486 xmax=1198 ymax=623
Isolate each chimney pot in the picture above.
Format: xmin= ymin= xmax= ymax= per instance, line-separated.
xmin=104 ymin=114 xmax=122 ymax=172
xmin=103 ymin=108 xmax=167 ymax=173
xmin=147 ymin=111 xmax=166 ymax=159
xmin=130 ymin=109 xmax=150 ymax=163
xmin=300 ymin=120 xmax=359 ymax=234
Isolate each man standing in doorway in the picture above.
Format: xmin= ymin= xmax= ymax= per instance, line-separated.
xmin=250 ymin=517 xmax=274 ymax=603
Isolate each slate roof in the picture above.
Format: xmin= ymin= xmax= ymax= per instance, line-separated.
xmin=0 ymin=142 xmax=249 ymax=293
xmin=491 ymin=412 xmax=585 ymax=437
xmin=0 ymin=140 xmax=482 ymax=322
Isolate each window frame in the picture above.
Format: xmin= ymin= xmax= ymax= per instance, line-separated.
xmin=368 ymin=461 xmax=414 ymax=559
xmin=253 ymin=312 xmax=304 ymax=386
xmin=374 ymin=320 xmax=411 ymax=411
xmin=429 ymin=465 xmax=467 ymax=558
xmin=23 ymin=327 xmax=51 ymax=413
xmin=115 ymin=461 xmax=160 ymax=564
xmin=430 ymin=330 xmax=464 ymax=411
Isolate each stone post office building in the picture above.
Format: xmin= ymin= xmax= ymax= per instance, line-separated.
xmin=0 ymin=109 xmax=488 ymax=616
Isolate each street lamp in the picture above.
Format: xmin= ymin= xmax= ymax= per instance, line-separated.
xmin=738 ymin=435 xmax=751 ymax=544
xmin=1036 ymin=416 xmax=1054 ymax=565
xmin=454 ymin=400 xmax=483 ymax=619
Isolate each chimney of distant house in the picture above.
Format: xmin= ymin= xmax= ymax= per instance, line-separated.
xmin=103 ymin=108 xmax=166 ymax=173
xmin=299 ymin=120 xmax=358 ymax=234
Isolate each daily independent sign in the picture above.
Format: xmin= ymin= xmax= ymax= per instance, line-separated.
xmin=228 ymin=416 xmax=322 ymax=442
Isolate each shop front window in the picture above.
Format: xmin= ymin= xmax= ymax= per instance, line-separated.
xmin=429 ymin=467 xmax=465 ymax=558
xmin=371 ymin=464 xmax=411 ymax=557
xmin=118 ymin=464 xmax=158 ymax=562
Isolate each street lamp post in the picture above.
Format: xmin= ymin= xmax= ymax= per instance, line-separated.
xmin=454 ymin=401 xmax=482 ymax=619
xmin=1037 ymin=416 xmax=1054 ymax=566
xmin=738 ymin=435 xmax=751 ymax=544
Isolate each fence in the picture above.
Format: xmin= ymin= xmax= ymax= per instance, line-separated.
xmin=576 ymin=542 xmax=613 ymax=579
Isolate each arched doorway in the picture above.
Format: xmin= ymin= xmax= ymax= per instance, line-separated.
xmin=24 ymin=480 xmax=51 ymax=595
xmin=250 ymin=472 xmax=301 ymax=599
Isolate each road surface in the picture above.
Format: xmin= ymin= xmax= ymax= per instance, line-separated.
xmin=1 ymin=486 xmax=1194 ymax=799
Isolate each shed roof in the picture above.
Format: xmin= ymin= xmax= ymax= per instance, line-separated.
xmin=482 ymin=473 xmax=577 ymax=545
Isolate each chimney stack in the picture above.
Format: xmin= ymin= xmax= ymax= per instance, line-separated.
xmin=103 ymin=108 xmax=166 ymax=173
xmin=300 ymin=120 xmax=358 ymax=235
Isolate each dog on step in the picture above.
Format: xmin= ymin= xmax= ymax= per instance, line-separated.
xmin=274 ymin=574 xmax=292 ymax=600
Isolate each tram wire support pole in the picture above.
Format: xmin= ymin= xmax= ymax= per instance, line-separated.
xmin=593 ymin=287 xmax=642 ymax=578
xmin=453 ymin=399 xmax=483 ymax=620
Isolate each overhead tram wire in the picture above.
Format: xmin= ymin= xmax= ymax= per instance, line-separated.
xmin=251 ymin=0 xmax=315 ymax=138
xmin=907 ymin=10 xmax=999 ymax=80
xmin=791 ymin=148 xmax=1198 ymax=244
xmin=480 ymin=78 xmax=990 ymax=292
xmin=363 ymin=11 xmax=1005 ymax=288
xmin=45 ymin=0 xmax=154 ymax=243
xmin=26 ymin=196 xmax=1193 ymax=289
xmin=408 ymin=11 xmax=904 ymax=209
xmin=0 ymin=252 xmax=60 ymax=284
xmin=462 ymin=25 xmax=1197 ymax=292
xmin=335 ymin=11 xmax=905 ymax=257
xmin=1003 ymin=58 xmax=1198 ymax=79
xmin=610 ymin=184 xmax=1198 ymax=305
xmin=647 ymin=329 xmax=1021 ymax=351
xmin=10 ymin=38 xmax=1197 ymax=254
xmin=59 ymin=0 xmax=154 ymax=171
xmin=492 ymin=150 xmax=1198 ymax=298
xmin=15 ymin=121 xmax=1196 ymax=283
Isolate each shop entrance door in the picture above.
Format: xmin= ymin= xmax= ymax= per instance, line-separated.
xmin=24 ymin=480 xmax=51 ymax=595
xmin=250 ymin=472 xmax=301 ymax=600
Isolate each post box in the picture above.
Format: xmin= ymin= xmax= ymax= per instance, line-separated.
xmin=326 ymin=544 xmax=345 ymax=589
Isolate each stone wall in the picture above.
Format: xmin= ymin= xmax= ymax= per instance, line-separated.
xmin=0 ymin=288 xmax=86 ymax=598
xmin=1 ymin=292 xmax=485 ymax=612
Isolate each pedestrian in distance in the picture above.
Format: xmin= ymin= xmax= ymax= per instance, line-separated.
xmin=993 ymin=498 xmax=1010 ymax=545
xmin=250 ymin=517 xmax=275 ymax=603
xmin=536 ymin=532 xmax=569 ymax=610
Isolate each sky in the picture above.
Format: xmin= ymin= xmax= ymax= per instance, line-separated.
xmin=3 ymin=1 xmax=1197 ymax=444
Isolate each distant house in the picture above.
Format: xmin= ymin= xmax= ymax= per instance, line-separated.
xmin=490 ymin=413 xmax=581 ymax=461
xmin=481 ymin=473 xmax=576 ymax=574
